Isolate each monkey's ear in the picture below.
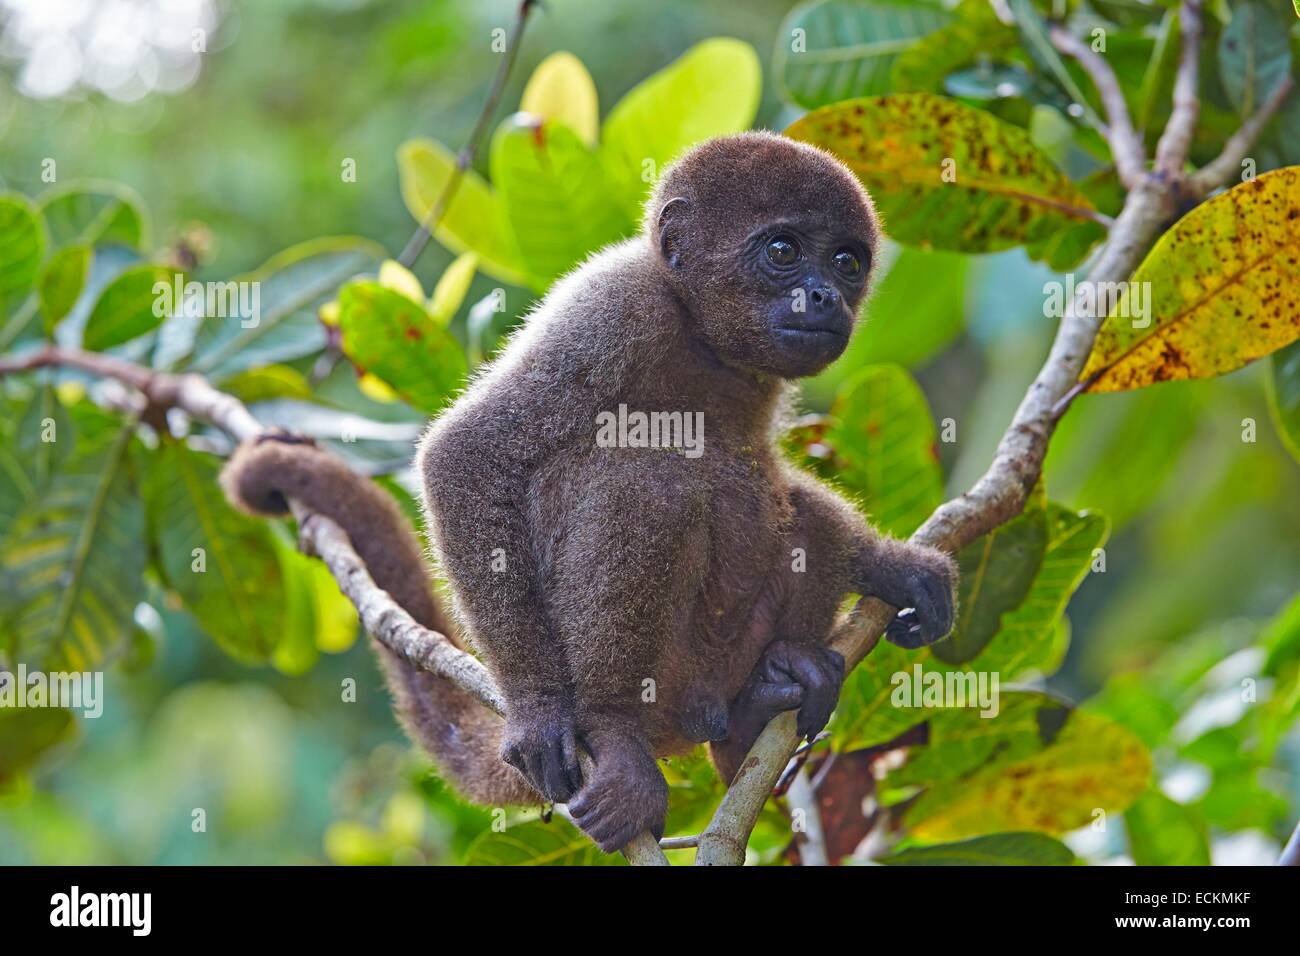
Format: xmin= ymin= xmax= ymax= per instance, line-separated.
xmin=656 ymin=197 xmax=690 ymax=269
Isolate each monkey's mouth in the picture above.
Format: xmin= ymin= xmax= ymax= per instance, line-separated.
xmin=771 ymin=324 xmax=849 ymax=371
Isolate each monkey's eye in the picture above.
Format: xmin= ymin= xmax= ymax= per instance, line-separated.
xmin=832 ymin=248 xmax=861 ymax=278
xmin=765 ymin=237 xmax=799 ymax=267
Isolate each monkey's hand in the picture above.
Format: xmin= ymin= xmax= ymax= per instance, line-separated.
xmin=860 ymin=540 xmax=957 ymax=650
xmin=500 ymin=696 xmax=583 ymax=803
xmin=742 ymin=640 xmax=845 ymax=741
xmin=567 ymin=729 xmax=668 ymax=853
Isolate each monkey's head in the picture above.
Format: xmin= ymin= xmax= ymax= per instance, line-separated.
xmin=649 ymin=131 xmax=881 ymax=379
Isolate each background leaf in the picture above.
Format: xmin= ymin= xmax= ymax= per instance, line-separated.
xmin=1267 ymin=338 xmax=1300 ymax=464
xmin=903 ymin=710 xmax=1150 ymax=840
xmin=491 ymin=115 xmax=633 ymax=290
xmin=337 ymin=280 xmax=468 ymax=414
xmin=2 ymin=422 xmax=144 ymax=669
xmin=147 ymin=441 xmax=287 ymax=665
xmin=878 ymin=831 xmax=1074 ymax=865
xmin=774 ymin=0 xmax=951 ymax=108
xmin=1124 ymin=789 xmax=1212 ymax=865
xmin=81 ymin=263 xmax=172 ymax=351
xmin=1218 ymin=0 xmax=1293 ymax=116
xmin=38 ymin=245 xmax=91 ymax=333
xmin=37 ymin=181 xmax=148 ymax=250
xmin=823 ymin=363 xmax=944 ymax=537
xmin=463 ymin=819 xmax=625 ymax=866
xmin=397 ymin=139 xmax=527 ymax=286
xmin=0 ymin=194 xmax=45 ymax=318
xmin=519 ymin=51 xmax=600 ymax=146
xmin=600 ymin=38 xmax=761 ymax=218
xmin=1082 ymin=166 xmax=1300 ymax=392
xmin=787 ymin=93 xmax=1099 ymax=261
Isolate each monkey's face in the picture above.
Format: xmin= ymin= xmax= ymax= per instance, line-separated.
xmin=651 ymin=132 xmax=880 ymax=380
xmin=742 ymin=221 xmax=870 ymax=376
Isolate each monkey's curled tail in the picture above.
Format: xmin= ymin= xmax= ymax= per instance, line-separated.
xmin=219 ymin=435 xmax=537 ymax=806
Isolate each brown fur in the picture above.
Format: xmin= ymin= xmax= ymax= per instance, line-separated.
xmin=222 ymin=132 xmax=957 ymax=852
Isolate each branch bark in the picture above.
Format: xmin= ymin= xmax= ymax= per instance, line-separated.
xmin=1187 ymin=76 xmax=1295 ymax=198
xmin=1048 ymin=23 xmax=1146 ymax=189
xmin=1153 ymin=0 xmax=1202 ymax=178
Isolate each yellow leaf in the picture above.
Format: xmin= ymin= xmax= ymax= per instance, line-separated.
xmin=357 ymin=372 xmax=400 ymax=404
xmin=318 ymin=300 xmax=341 ymax=327
xmin=520 ymin=51 xmax=599 ymax=147
xmin=429 ymin=252 xmax=478 ymax=324
xmin=378 ymin=259 xmax=425 ymax=302
xmin=1083 ymin=166 xmax=1300 ymax=392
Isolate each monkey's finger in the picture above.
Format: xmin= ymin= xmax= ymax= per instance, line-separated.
xmin=750 ymin=682 xmax=804 ymax=717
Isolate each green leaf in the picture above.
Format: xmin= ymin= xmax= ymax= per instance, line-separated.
xmin=1082 ymin=167 xmax=1300 ymax=393
xmin=824 ymin=363 xmax=943 ymax=537
xmin=0 ymin=440 xmax=35 ymax=540
xmin=3 ymin=424 xmax=145 ymax=669
xmin=189 ymin=236 xmax=385 ymax=377
xmin=774 ymin=0 xmax=951 ymax=108
xmin=600 ymin=38 xmax=761 ymax=218
xmin=146 ymin=441 xmax=286 ymax=665
xmin=81 ymin=263 xmax=172 ymax=351
xmin=1125 ymin=789 xmax=1212 ymax=865
xmin=519 ymin=51 xmax=600 ymax=147
xmin=878 ymin=831 xmax=1074 ymax=865
xmin=38 ymin=245 xmax=91 ymax=333
xmin=1267 ymin=338 xmax=1300 ymax=464
xmin=463 ymin=819 xmax=625 ymax=866
xmin=337 ymin=280 xmax=468 ymax=414
xmin=396 ymin=139 xmax=527 ymax=286
xmin=491 ymin=115 xmax=633 ymax=290
xmin=947 ymin=504 xmax=1108 ymax=679
xmin=14 ymin=385 xmax=75 ymax=491
xmin=831 ymin=637 xmax=927 ymax=748
xmin=904 ymin=710 xmax=1150 ymax=840
xmin=0 ymin=708 xmax=76 ymax=780
xmin=1007 ymin=0 xmax=1104 ymax=130
xmin=931 ymin=509 xmax=1047 ymax=665
xmin=887 ymin=691 xmax=1073 ymax=791
xmin=37 ymin=181 xmax=148 ymax=250
xmin=890 ymin=0 xmax=1017 ymax=94
xmin=217 ymin=364 xmax=313 ymax=404
xmin=0 ymin=194 xmax=45 ymax=317
xmin=1219 ymin=0 xmax=1292 ymax=116
xmin=428 ymin=252 xmax=478 ymax=324
xmin=786 ymin=94 xmax=1100 ymax=261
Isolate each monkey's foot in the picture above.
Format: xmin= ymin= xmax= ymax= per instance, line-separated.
xmin=567 ymin=733 xmax=667 ymax=853
xmin=742 ymin=640 xmax=845 ymax=741
xmin=500 ymin=700 xmax=583 ymax=803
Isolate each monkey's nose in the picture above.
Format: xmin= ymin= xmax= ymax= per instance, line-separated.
xmin=809 ymin=285 xmax=841 ymax=313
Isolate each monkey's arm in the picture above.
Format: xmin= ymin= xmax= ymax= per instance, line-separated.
xmin=418 ymin=411 xmax=584 ymax=803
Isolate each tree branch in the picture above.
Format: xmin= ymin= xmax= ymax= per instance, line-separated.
xmin=1187 ymin=76 xmax=1295 ymax=198
xmin=397 ymin=0 xmax=540 ymax=268
xmin=1153 ymin=0 xmax=1202 ymax=178
xmin=694 ymin=178 xmax=1178 ymax=865
xmin=0 ymin=343 xmax=669 ymax=867
xmin=1048 ymin=23 xmax=1146 ymax=189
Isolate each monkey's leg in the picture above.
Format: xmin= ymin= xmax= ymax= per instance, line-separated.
xmin=548 ymin=461 xmax=710 ymax=852
xmin=418 ymin=422 xmax=583 ymax=804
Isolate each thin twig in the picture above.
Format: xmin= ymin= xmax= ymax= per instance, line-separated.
xmin=397 ymin=0 xmax=540 ymax=268
xmin=659 ymin=835 xmax=700 ymax=850
xmin=1153 ymin=0 xmax=1202 ymax=178
xmin=1187 ymin=76 xmax=1295 ymax=197
xmin=1048 ymin=22 xmax=1146 ymax=188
